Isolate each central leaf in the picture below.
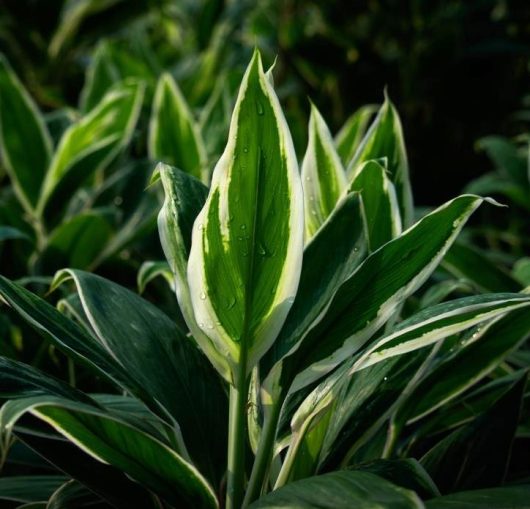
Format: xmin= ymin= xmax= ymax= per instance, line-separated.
xmin=188 ymin=50 xmax=303 ymax=383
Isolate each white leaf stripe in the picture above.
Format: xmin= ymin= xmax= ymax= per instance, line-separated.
xmin=352 ymin=294 xmax=530 ymax=371
xmin=302 ymin=103 xmax=347 ymax=240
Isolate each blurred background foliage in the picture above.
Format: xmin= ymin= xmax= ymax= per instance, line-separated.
xmin=1 ymin=0 xmax=529 ymax=204
xmin=0 ymin=0 xmax=528 ymax=375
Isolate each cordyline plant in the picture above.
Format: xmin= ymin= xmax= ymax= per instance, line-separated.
xmin=0 ymin=50 xmax=530 ymax=508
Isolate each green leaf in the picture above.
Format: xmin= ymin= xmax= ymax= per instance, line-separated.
xmin=0 ymin=275 xmax=137 ymax=393
xmin=443 ymin=242 xmax=521 ymax=292
xmin=149 ymin=73 xmax=208 ymax=182
xmin=156 ymin=163 xmax=231 ymax=380
xmin=349 ymin=459 xmax=440 ymax=499
xmin=47 ymin=480 xmax=111 ymax=509
xmin=249 ymin=471 xmax=424 ymax=509
xmin=301 ymin=102 xmax=347 ymax=240
xmin=187 ymin=50 xmax=304 ymax=382
xmin=352 ymin=293 xmax=530 ymax=372
xmin=4 ymin=397 xmax=218 ymax=508
xmin=79 ymin=41 xmax=120 ymax=113
xmin=350 ymin=159 xmax=402 ymax=252
xmin=395 ymin=308 xmax=530 ymax=425
xmin=89 ymin=192 xmax=158 ymax=269
xmin=137 ymin=260 xmax=173 ymax=293
xmin=425 ymin=485 xmax=530 ymax=508
xmin=476 ymin=135 xmax=528 ymax=186
xmin=287 ymin=195 xmax=489 ymax=393
xmin=0 ymin=476 xmax=67 ymax=503
xmin=0 ymin=54 xmax=52 ymax=212
xmin=420 ymin=373 xmax=526 ymax=493
xmin=38 ymin=211 xmax=113 ymax=272
xmin=13 ymin=427 xmax=158 ymax=509
xmin=52 ymin=269 xmax=227 ymax=486
xmin=335 ymin=105 xmax=377 ymax=165
xmin=347 ymin=94 xmax=413 ymax=227
xmin=262 ymin=191 xmax=365 ymax=380
xmin=37 ymin=81 xmax=144 ymax=216
xmin=0 ymin=226 xmax=31 ymax=242
xmin=0 ymin=356 xmax=92 ymax=403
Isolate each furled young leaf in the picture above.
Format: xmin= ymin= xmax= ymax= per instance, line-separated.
xmin=0 ymin=476 xmax=67 ymax=503
xmin=335 ymin=105 xmax=377 ymax=165
xmin=187 ymin=50 xmax=304 ymax=382
xmin=37 ymin=81 xmax=144 ymax=217
xmin=420 ymin=373 xmax=526 ymax=493
xmin=301 ymin=102 xmax=347 ymax=240
xmin=395 ymin=308 xmax=530 ymax=425
xmin=350 ymin=159 xmax=402 ymax=251
xmin=347 ymin=94 xmax=413 ymax=227
xmin=149 ymin=73 xmax=208 ymax=182
xmin=249 ymin=471 xmax=424 ymax=509
xmin=51 ymin=269 xmax=227 ymax=486
xmin=425 ymin=485 xmax=530 ymax=508
xmin=3 ymin=397 xmax=218 ymax=509
xmin=287 ymin=195 xmax=490 ymax=393
xmin=156 ymin=163 xmax=231 ymax=380
xmin=0 ymin=55 xmax=52 ymax=212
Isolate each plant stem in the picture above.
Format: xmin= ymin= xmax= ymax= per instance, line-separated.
xmin=226 ymin=362 xmax=249 ymax=509
xmin=243 ymin=396 xmax=282 ymax=507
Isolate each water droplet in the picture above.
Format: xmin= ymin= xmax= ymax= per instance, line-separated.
xmin=207 ymin=323 xmax=214 ymax=330
xmin=383 ymin=376 xmax=388 ymax=381
xmin=200 ymin=292 xmax=206 ymax=300
xmin=240 ymin=224 xmax=247 ymax=230
xmin=353 ymin=247 xmax=359 ymax=252
xmin=198 ymin=223 xmax=204 ymax=231
xmin=305 ymin=176 xmax=311 ymax=181
xmin=113 ymin=196 xmax=123 ymax=206
xmin=311 ymin=209 xmax=317 ymax=216
xmin=226 ymin=297 xmax=236 ymax=310
xmin=257 ymin=102 xmax=264 ymax=115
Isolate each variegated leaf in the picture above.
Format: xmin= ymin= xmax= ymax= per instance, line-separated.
xmin=187 ymin=50 xmax=304 ymax=383
xmin=37 ymin=81 xmax=144 ymax=217
xmin=0 ymin=54 xmax=52 ymax=213
xmin=350 ymin=159 xmax=402 ymax=251
xmin=302 ymin=102 xmax=347 ymax=240
xmin=335 ymin=104 xmax=377 ymax=165
xmin=149 ymin=73 xmax=208 ymax=182
xmin=347 ymin=94 xmax=413 ymax=227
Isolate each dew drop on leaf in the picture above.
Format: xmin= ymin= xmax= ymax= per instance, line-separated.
xmin=256 ymin=102 xmax=264 ymax=115
xmin=200 ymin=292 xmax=206 ymax=300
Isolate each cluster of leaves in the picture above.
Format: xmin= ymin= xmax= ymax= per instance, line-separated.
xmin=0 ymin=48 xmax=529 ymax=508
